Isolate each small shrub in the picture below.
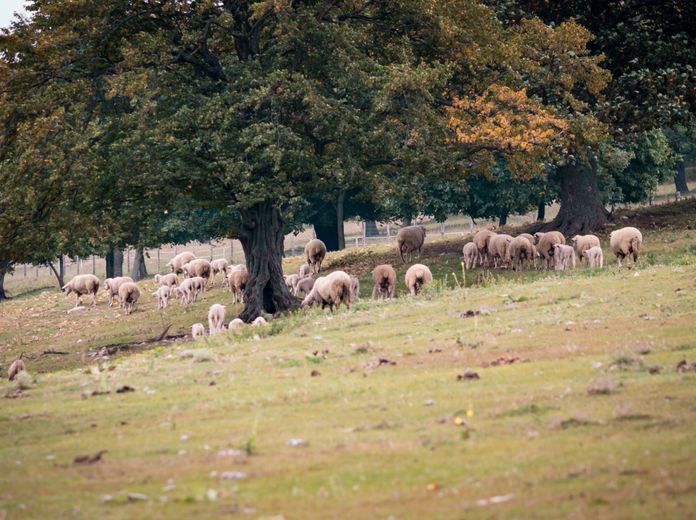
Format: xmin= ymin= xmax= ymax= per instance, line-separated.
xmin=16 ymin=371 xmax=34 ymax=390
xmin=179 ymin=349 xmax=214 ymax=362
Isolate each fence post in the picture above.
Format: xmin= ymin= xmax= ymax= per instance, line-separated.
xmin=157 ymin=249 xmax=161 ymax=273
xmin=35 ymin=266 xmax=39 ymax=278
xmin=174 ymin=245 xmax=178 ymax=256
xmin=440 ymin=222 xmax=445 ymax=239
xmin=210 ymin=243 xmax=214 ymax=260
xmin=362 ymin=221 xmax=367 ymax=246
xmin=76 ymin=256 xmax=81 ymax=274
xmin=126 ymin=248 xmax=131 ymax=273
xmin=24 ymin=264 xmax=27 ymax=277
xmin=386 ymin=223 xmax=391 ymax=243
xmin=92 ymin=255 xmax=96 ymax=275
xmin=230 ymin=239 xmax=234 ymax=262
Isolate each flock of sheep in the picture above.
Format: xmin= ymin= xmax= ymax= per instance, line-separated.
xmin=57 ymin=224 xmax=644 ymax=339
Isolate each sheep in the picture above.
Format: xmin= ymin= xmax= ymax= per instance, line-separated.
xmin=104 ymin=276 xmax=133 ymax=307
xmin=300 ymin=270 xmax=352 ymax=312
xmin=224 ymin=264 xmax=246 ymax=288
xmin=182 ymin=258 xmax=212 ymax=280
xmin=62 ymin=274 xmax=100 ymax=307
xmin=349 ymin=275 xmax=360 ymax=302
xmin=285 ymin=274 xmax=300 ymax=292
xmin=8 ymin=353 xmax=25 ymax=381
xmin=534 ymin=231 xmax=566 ymax=270
xmin=154 ymin=273 xmax=179 ymax=289
xmin=610 ymin=227 xmax=643 ymax=269
xmin=396 ymin=225 xmax=426 ymax=263
xmin=518 ymin=233 xmax=540 ymax=268
xmin=167 ymin=252 xmax=196 ymax=274
xmin=571 ymin=234 xmax=601 ymax=264
xmin=506 ymin=236 xmax=535 ymax=271
xmin=553 ymin=244 xmax=577 ymax=271
xmin=208 ymin=304 xmax=227 ymax=334
xmin=405 ymin=263 xmax=433 ymax=296
xmin=489 ymin=234 xmax=513 ymax=268
xmin=583 ymin=245 xmax=604 ymax=268
xmin=117 ymin=281 xmax=140 ymax=315
xmin=252 ymin=316 xmax=268 ymax=326
xmin=177 ymin=277 xmax=204 ymax=305
xmin=298 ymin=263 xmax=311 ymax=277
xmin=152 ymin=285 xmax=171 ymax=310
xmin=189 ymin=276 xmax=207 ymax=300
xmin=228 ymin=318 xmax=244 ymax=330
xmin=294 ymin=276 xmax=316 ymax=298
xmin=191 ymin=323 xmax=206 ymax=339
xmin=229 ymin=267 xmax=249 ymax=304
xmin=462 ymin=242 xmax=480 ymax=270
xmin=304 ymin=239 xmax=327 ymax=274
xmin=473 ymin=230 xmax=496 ymax=267
xmin=210 ymin=259 xmax=230 ymax=285
xmin=371 ymin=264 xmax=396 ymax=300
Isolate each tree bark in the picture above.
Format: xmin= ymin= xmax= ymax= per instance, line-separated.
xmin=548 ymin=162 xmax=608 ymax=235
xmin=130 ymin=247 xmax=148 ymax=281
xmin=337 ymin=192 xmax=346 ymax=250
xmin=311 ymin=210 xmax=340 ymax=252
xmin=675 ymin=159 xmax=689 ymax=194
xmin=499 ymin=207 xmax=509 ymax=227
xmin=0 ymin=260 xmax=10 ymax=299
xmin=536 ymin=201 xmax=545 ymax=221
xmin=238 ymin=201 xmax=298 ymax=322
xmin=105 ymin=245 xmax=124 ymax=278
xmin=364 ymin=220 xmax=378 ymax=237
xmin=48 ymin=255 xmax=65 ymax=288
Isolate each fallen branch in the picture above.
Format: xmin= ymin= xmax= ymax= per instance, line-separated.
xmin=42 ymin=349 xmax=69 ymax=355
xmin=87 ymin=329 xmax=188 ymax=357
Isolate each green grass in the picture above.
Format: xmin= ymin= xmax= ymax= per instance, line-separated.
xmin=1 ymin=201 xmax=696 ymax=518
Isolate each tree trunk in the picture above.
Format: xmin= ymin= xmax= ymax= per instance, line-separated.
xmin=238 ymin=201 xmax=298 ymax=322
xmin=537 ymin=201 xmax=545 ymax=221
xmin=105 ymin=245 xmax=124 ymax=278
xmin=364 ymin=220 xmax=378 ymax=237
xmin=48 ymin=255 xmax=65 ymax=288
xmin=337 ymin=192 xmax=346 ymax=250
xmin=130 ymin=247 xmax=148 ymax=281
xmin=548 ymin=162 xmax=608 ymax=235
xmin=499 ymin=207 xmax=509 ymax=227
xmin=0 ymin=260 xmax=10 ymax=300
xmin=675 ymin=159 xmax=689 ymax=194
xmin=311 ymin=211 xmax=340 ymax=252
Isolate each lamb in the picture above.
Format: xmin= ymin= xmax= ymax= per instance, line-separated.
xmin=405 ymin=263 xmax=433 ymax=296
xmin=349 ymin=275 xmax=360 ymax=302
xmin=62 ymin=274 xmax=100 ymax=307
xmin=583 ymin=245 xmax=604 ymax=268
xmin=396 ymin=225 xmax=426 ymax=263
xmin=506 ymin=236 xmax=535 ymax=271
xmin=473 ymin=230 xmax=496 ymax=267
xmin=154 ymin=273 xmax=179 ymax=289
xmin=300 ymin=270 xmax=352 ymax=312
xmin=191 ymin=323 xmax=206 ymax=339
xmin=285 ymin=274 xmax=300 ymax=292
xmin=208 ymin=304 xmax=227 ymax=334
xmin=177 ymin=277 xmax=204 ymax=305
xmin=210 ymin=259 xmax=230 ymax=285
xmin=489 ymin=234 xmax=513 ymax=268
xmin=252 ymin=316 xmax=268 ymax=326
xmin=462 ymin=242 xmax=480 ymax=270
xmin=104 ymin=276 xmax=133 ymax=307
xmin=294 ymin=276 xmax=316 ymax=298
xmin=189 ymin=276 xmax=207 ymax=300
xmin=152 ymin=285 xmax=171 ymax=310
xmin=610 ymin=227 xmax=643 ymax=269
xmin=371 ymin=264 xmax=396 ymax=300
xmin=228 ymin=318 xmax=244 ymax=330
xmin=224 ymin=264 xmax=246 ymax=288
xmin=304 ymin=239 xmax=327 ymax=274
xmin=8 ymin=353 xmax=25 ymax=381
xmin=117 ymin=281 xmax=140 ymax=315
xmin=182 ymin=258 xmax=212 ymax=280
xmin=553 ymin=244 xmax=577 ymax=271
xmin=229 ymin=267 xmax=249 ymax=304
xmin=571 ymin=234 xmax=601 ymax=264
xmin=167 ymin=252 xmax=196 ymax=274
xmin=298 ymin=263 xmax=311 ymax=277
xmin=534 ymin=231 xmax=566 ymax=270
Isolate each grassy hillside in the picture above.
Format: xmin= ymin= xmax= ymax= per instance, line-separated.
xmin=0 ymin=200 xmax=695 ymax=518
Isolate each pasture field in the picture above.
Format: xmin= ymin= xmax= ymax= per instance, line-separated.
xmin=1 ymin=200 xmax=696 ymax=519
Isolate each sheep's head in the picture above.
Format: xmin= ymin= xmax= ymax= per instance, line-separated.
xmin=300 ymin=293 xmax=315 ymax=308
xmin=61 ymin=284 xmax=71 ymax=294
xmin=533 ymin=232 xmax=544 ymax=244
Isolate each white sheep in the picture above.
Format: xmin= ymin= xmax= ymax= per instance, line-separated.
xmin=154 ymin=273 xmax=179 ymax=289
xmin=535 ymin=231 xmax=566 ymax=270
xmin=396 ymin=225 xmax=426 ymax=263
xmin=462 ymin=242 xmax=480 ymax=270
xmin=62 ymin=274 xmax=100 ymax=307
xmin=405 ymin=263 xmax=433 ymax=296
xmin=304 ymin=239 xmax=327 ymax=274
xmin=229 ymin=267 xmax=248 ymax=304
xmin=506 ymin=236 xmax=535 ymax=271
xmin=298 ymin=263 xmax=311 ymax=277
xmin=252 ymin=316 xmax=268 ymax=326
xmin=473 ymin=230 xmax=496 ymax=267
xmin=191 ymin=323 xmax=206 ymax=339
xmin=167 ymin=252 xmax=196 ymax=274
xmin=152 ymin=285 xmax=171 ymax=310
xmin=228 ymin=318 xmax=244 ymax=330
xmin=583 ymin=245 xmax=604 ymax=268
xmin=178 ymin=277 xmax=204 ymax=305
xmin=371 ymin=264 xmax=396 ymax=300
xmin=489 ymin=234 xmax=513 ymax=269
xmin=182 ymin=259 xmax=212 ymax=280
xmin=104 ymin=276 xmax=133 ymax=307
xmin=285 ymin=274 xmax=300 ymax=292
xmin=349 ymin=275 xmax=360 ymax=302
xmin=294 ymin=276 xmax=316 ymax=298
xmin=553 ymin=244 xmax=577 ymax=271
xmin=300 ymin=271 xmax=352 ymax=312
xmin=210 ymin=259 xmax=230 ymax=285
xmin=610 ymin=227 xmax=643 ymax=269
xmin=208 ymin=304 xmax=227 ymax=334
xmin=571 ymin=234 xmax=601 ymax=264
xmin=118 ymin=281 xmax=140 ymax=315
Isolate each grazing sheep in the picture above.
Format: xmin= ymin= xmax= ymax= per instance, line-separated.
xmin=182 ymin=258 xmax=212 ymax=280
xmin=489 ymin=234 xmax=513 ymax=268
xmin=152 ymin=285 xmax=171 ymax=310
xmin=177 ymin=277 xmax=204 ymax=305
xmin=462 ymin=242 xmax=480 ymax=270
xmin=8 ymin=353 xmax=25 ymax=381
xmin=610 ymin=227 xmax=643 ymax=269
xmin=396 ymin=225 xmax=426 ymax=263
xmin=285 ymin=274 xmax=300 ymax=292
xmin=62 ymin=274 xmax=100 ymax=307
xmin=517 ymin=233 xmax=540 ymax=268
xmin=191 ymin=323 xmax=206 ymax=339
xmin=371 ymin=264 xmax=397 ymax=300
xmin=252 ymin=316 xmax=268 ymax=326
xmin=228 ymin=318 xmax=244 ymax=330
xmin=189 ymin=276 xmax=207 ymax=298
xmin=154 ymin=273 xmax=179 ymax=289
xmin=224 ymin=264 xmax=246 ymax=288
xmin=229 ymin=267 xmax=249 ymax=304
xmin=506 ymin=236 xmax=535 ymax=271
xmin=405 ymin=263 xmax=433 ymax=296
xmin=553 ymin=244 xmax=577 ymax=271
xmin=294 ymin=276 xmax=316 ymax=298
xmin=473 ymin=230 xmax=496 ymax=267
xmin=583 ymin=245 xmax=604 ymax=268
xmin=168 ymin=252 xmax=196 ymax=274
xmin=104 ymin=276 xmax=134 ymax=307
xmin=298 ymin=263 xmax=311 ymax=277
xmin=304 ymin=239 xmax=327 ymax=274
xmin=535 ymin=231 xmax=566 ymax=270
xmin=208 ymin=304 xmax=227 ymax=334
xmin=210 ymin=259 xmax=230 ymax=285
xmin=117 ymin=281 xmax=140 ymax=315
xmin=301 ymin=271 xmax=352 ymax=312
xmin=571 ymin=234 xmax=601 ymax=264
